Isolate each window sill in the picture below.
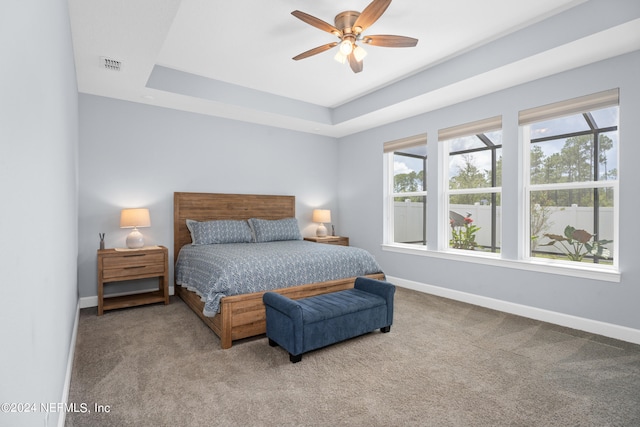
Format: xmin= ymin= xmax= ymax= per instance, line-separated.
xmin=380 ymin=243 xmax=621 ymax=283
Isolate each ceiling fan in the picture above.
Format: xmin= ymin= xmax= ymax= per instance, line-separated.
xmin=291 ymin=0 xmax=418 ymax=74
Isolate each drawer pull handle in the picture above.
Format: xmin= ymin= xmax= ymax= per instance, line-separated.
xmin=124 ymin=266 xmax=146 ymax=269
xmin=123 ymin=254 xmax=146 ymax=258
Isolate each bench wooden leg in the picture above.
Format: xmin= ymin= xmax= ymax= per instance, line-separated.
xmin=268 ymin=338 xmax=278 ymax=347
xmin=381 ymin=326 xmax=391 ymax=333
xmin=289 ymin=353 xmax=302 ymax=363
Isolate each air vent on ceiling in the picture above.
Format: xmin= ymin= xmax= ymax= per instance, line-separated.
xmin=100 ymin=56 xmax=121 ymax=71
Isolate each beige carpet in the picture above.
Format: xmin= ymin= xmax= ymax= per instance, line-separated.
xmin=66 ymin=287 xmax=640 ymax=426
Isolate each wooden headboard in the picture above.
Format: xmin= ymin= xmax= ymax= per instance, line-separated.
xmin=173 ymin=192 xmax=296 ymax=265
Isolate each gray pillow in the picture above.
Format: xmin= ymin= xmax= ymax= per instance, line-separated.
xmin=248 ymin=218 xmax=302 ymax=242
xmin=186 ymin=219 xmax=253 ymax=245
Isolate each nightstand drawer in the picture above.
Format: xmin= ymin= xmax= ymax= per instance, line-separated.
xmin=103 ymin=252 xmax=165 ymax=269
xmin=102 ymin=263 xmax=166 ymax=280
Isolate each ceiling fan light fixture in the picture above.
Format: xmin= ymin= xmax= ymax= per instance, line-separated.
xmin=339 ymin=39 xmax=353 ymax=55
xmin=334 ymin=50 xmax=347 ymax=64
xmin=353 ymin=45 xmax=367 ymax=62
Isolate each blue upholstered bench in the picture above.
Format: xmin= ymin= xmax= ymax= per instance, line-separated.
xmin=263 ymin=277 xmax=395 ymax=363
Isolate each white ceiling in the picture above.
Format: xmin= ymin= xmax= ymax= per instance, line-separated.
xmin=67 ymin=0 xmax=640 ymax=137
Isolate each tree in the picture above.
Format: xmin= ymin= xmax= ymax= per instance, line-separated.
xmin=596 ymin=134 xmax=616 ymax=207
xmin=394 ymin=170 xmax=423 ymax=193
xmin=597 ymin=134 xmax=614 ymax=180
xmin=561 ymin=135 xmax=593 ymax=184
xmin=530 ymin=134 xmax=617 ymax=206
xmin=494 ymin=155 xmax=503 ymax=187
xmin=530 ymin=145 xmax=546 ymax=185
xmin=449 ymin=154 xmax=490 ymax=205
xmin=543 ymin=152 xmax=564 ymax=188
xmin=393 ymin=170 xmax=424 ymax=202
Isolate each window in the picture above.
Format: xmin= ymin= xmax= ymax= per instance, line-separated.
xmin=384 ymin=135 xmax=427 ymax=245
xmin=381 ymin=88 xmax=620 ymax=281
xmin=440 ymin=116 xmax=502 ymax=253
xmin=521 ymin=89 xmax=619 ymax=267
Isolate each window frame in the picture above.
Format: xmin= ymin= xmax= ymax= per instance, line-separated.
xmin=383 ymin=134 xmax=428 ymax=247
xmin=521 ymin=89 xmax=619 ymax=270
xmin=439 ymin=116 xmax=502 ymax=255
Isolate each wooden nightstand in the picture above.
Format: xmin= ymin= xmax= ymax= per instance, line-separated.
xmin=97 ymin=246 xmax=169 ymax=315
xmin=304 ymin=236 xmax=349 ymax=246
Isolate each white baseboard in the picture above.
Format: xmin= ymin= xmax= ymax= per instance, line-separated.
xmin=387 ymin=275 xmax=640 ymax=345
xmin=79 ymin=286 xmax=175 ymax=309
xmin=57 ymin=301 xmax=80 ymax=427
xmin=79 ymin=295 xmax=97 ymax=309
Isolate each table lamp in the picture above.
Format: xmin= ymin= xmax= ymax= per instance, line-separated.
xmin=312 ymin=209 xmax=331 ymax=237
xmin=120 ymin=208 xmax=151 ymax=248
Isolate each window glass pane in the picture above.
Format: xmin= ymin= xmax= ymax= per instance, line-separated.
xmin=449 ymin=149 xmax=501 ymax=189
xmin=530 ymin=136 xmax=594 ymax=184
xmin=394 ymin=153 xmax=425 ymax=192
xmin=445 ymin=128 xmax=502 ymax=255
xmin=530 ymin=112 xmax=591 ymax=138
xmin=484 ymin=130 xmax=502 ymax=145
xmin=530 ymin=188 xmax=614 ymax=264
xmin=590 ymin=106 xmax=618 ymax=129
xmin=449 ymin=192 xmax=494 ymax=206
xmin=495 ymin=152 xmax=503 ymax=187
xmin=394 ymin=196 xmax=425 ymax=245
xmin=596 ymin=187 xmax=615 ymax=264
xmin=529 ymin=105 xmax=618 ymax=187
xmin=597 ymin=131 xmax=618 ymax=181
xmin=449 ymin=135 xmax=486 ymax=152
xmin=449 ymin=194 xmax=501 ymax=252
xmin=396 ymin=144 xmax=427 ymax=157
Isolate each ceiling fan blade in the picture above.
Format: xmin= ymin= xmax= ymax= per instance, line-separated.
xmin=348 ymin=52 xmax=363 ymax=73
xmin=362 ymin=35 xmax=418 ymax=48
xmin=292 ymin=42 xmax=339 ymax=61
xmin=291 ymin=10 xmax=342 ymax=36
xmin=353 ymin=0 xmax=392 ymax=34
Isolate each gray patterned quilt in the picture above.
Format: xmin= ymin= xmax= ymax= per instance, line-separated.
xmin=175 ymin=240 xmax=383 ymax=316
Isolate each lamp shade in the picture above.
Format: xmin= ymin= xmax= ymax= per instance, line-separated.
xmin=312 ymin=209 xmax=331 ymax=224
xmin=312 ymin=209 xmax=331 ymax=237
xmin=120 ymin=208 xmax=150 ymax=249
xmin=353 ymin=45 xmax=367 ymax=62
xmin=120 ymin=208 xmax=151 ymax=228
xmin=339 ymin=39 xmax=353 ymax=55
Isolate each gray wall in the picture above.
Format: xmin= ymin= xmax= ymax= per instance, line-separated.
xmin=77 ymin=95 xmax=339 ymax=299
xmin=0 ymin=0 xmax=79 ymax=426
xmin=77 ymin=56 xmax=640 ymax=338
xmin=338 ymin=51 xmax=640 ymax=331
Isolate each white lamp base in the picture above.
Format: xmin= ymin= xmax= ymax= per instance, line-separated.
xmin=316 ymin=223 xmax=328 ymax=238
xmin=126 ymin=228 xmax=145 ymax=249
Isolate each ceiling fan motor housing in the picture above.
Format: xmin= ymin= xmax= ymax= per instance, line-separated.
xmin=334 ymin=11 xmax=361 ymax=35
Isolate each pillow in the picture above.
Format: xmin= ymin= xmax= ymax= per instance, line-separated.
xmin=248 ymin=218 xmax=302 ymax=243
xmin=186 ymin=219 xmax=253 ymax=245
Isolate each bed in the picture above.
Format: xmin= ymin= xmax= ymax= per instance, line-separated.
xmin=173 ymin=192 xmax=385 ymax=349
